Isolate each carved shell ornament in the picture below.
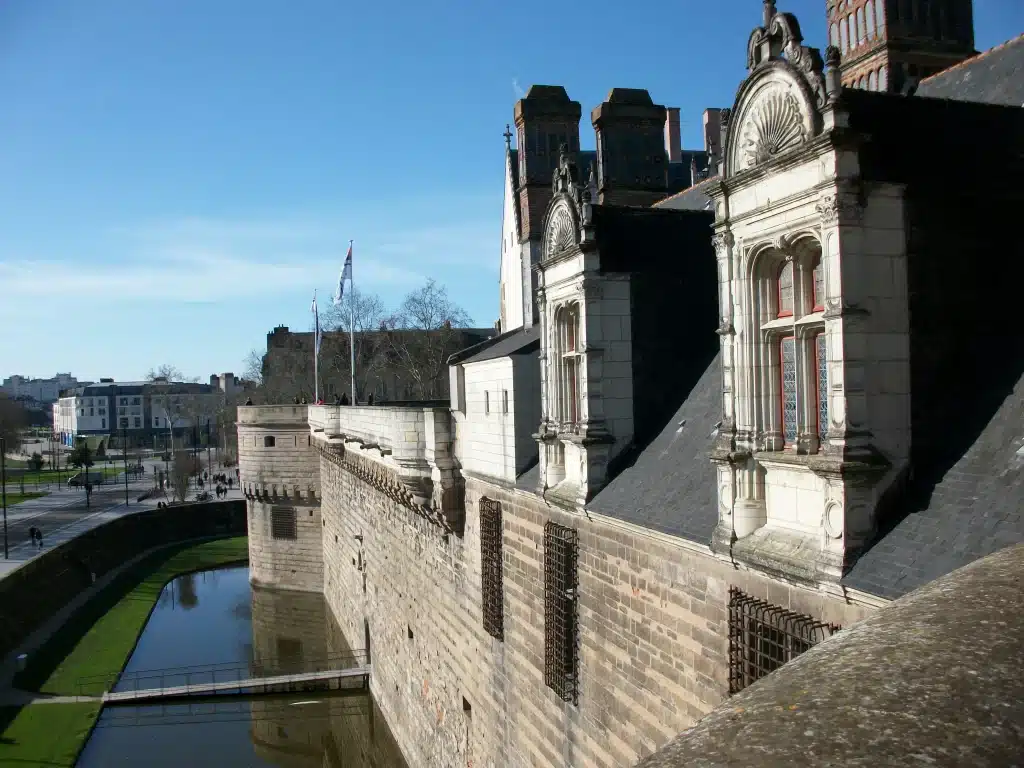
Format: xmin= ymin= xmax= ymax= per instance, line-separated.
xmin=740 ymin=87 xmax=805 ymax=170
xmin=546 ymin=205 xmax=577 ymax=260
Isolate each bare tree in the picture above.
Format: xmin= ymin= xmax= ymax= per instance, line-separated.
xmin=321 ymin=288 xmax=391 ymax=401
xmin=146 ymin=364 xmax=189 ymax=382
xmin=170 ymin=450 xmax=193 ymax=503
xmin=243 ymin=349 xmax=265 ymax=388
xmin=0 ymin=394 xmax=26 ymax=454
xmin=385 ymin=280 xmax=474 ymax=399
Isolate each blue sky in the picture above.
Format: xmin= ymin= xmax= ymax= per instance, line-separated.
xmin=1 ymin=0 xmax=1020 ymax=383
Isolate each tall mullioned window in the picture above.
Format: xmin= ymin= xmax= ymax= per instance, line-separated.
xmin=479 ymin=498 xmax=504 ymax=641
xmin=544 ymin=521 xmax=579 ymax=704
xmin=555 ymin=303 xmax=582 ymax=427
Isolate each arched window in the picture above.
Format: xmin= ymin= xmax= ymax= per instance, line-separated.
xmin=878 ymin=66 xmax=888 ymax=91
xmin=856 ymin=8 xmax=865 ymax=46
xmin=264 ymin=435 xmax=275 ymax=448
xmin=840 ymin=16 xmax=849 ymax=51
xmin=556 ymin=303 xmax=582 ymax=425
xmin=868 ymin=70 xmax=878 ymax=90
xmin=866 ymin=0 xmax=876 ymax=38
xmin=778 ymin=262 xmax=794 ymax=317
xmin=830 ymin=22 xmax=839 ymax=48
xmin=877 ymin=0 xmax=887 ymax=32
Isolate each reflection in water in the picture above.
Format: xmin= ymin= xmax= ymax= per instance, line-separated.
xmin=76 ymin=567 xmax=406 ymax=767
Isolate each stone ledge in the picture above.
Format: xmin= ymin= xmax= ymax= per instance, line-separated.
xmin=637 ymin=544 xmax=1024 ymax=768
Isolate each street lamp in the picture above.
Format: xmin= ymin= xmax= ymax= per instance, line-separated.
xmin=1 ymin=436 xmax=8 ymax=560
xmin=121 ymin=423 xmax=130 ymax=507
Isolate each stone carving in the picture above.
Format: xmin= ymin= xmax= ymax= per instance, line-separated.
xmin=816 ymin=193 xmax=864 ymax=226
xmin=546 ymin=205 xmax=577 ymax=260
xmin=740 ymin=87 xmax=805 ymax=169
xmin=711 ymin=231 xmax=735 ymax=257
xmin=746 ymin=1 xmax=827 ymax=109
xmin=317 ymin=442 xmax=461 ymax=534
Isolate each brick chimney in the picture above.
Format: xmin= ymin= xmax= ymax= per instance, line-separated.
xmin=703 ymin=108 xmax=723 ymax=173
xmin=513 ymin=85 xmax=582 ymax=244
xmin=592 ymin=88 xmax=668 ymax=207
xmin=664 ymin=107 xmax=682 ymax=163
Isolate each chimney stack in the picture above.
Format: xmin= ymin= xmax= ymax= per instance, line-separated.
xmin=592 ymin=88 xmax=668 ymax=207
xmin=664 ymin=107 xmax=682 ymax=163
xmin=703 ymin=108 xmax=723 ymax=176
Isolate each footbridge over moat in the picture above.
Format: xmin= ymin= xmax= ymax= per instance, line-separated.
xmin=78 ymin=651 xmax=370 ymax=706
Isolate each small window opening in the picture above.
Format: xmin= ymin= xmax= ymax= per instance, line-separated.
xmin=407 ymin=626 xmax=414 ymax=640
xmin=264 ymin=435 xmax=276 ymax=448
xmin=462 ymin=697 xmax=472 ymax=716
xmin=484 ymin=391 xmax=490 ymax=415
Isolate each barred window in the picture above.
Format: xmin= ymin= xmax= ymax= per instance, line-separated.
xmin=271 ymin=506 xmax=297 ymax=540
xmin=544 ymin=521 xmax=579 ymax=704
xmin=479 ymin=498 xmax=504 ymax=640
xmin=728 ymin=587 xmax=840 ymax=694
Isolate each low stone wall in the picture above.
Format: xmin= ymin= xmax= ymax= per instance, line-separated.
xmin=638 ymin=543 xmax=1024 ymax=768
xmin=0 ymin=500 xmax=245 ymax=661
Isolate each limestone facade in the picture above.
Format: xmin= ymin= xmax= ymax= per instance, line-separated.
xmin=238 ymin=405 xmax=323 ymax=591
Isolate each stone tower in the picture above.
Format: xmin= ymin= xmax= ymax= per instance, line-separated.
xmin=238 ymin=404 xmax=323 ymax=591
xmin=591 ymin=88 xmax=669 ymax=207
xmin=826 ymin=0 xmax=975 ymax=93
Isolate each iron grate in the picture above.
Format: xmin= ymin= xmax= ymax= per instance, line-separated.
xmin=728 ymin=587 xmax=840 ymax=695
xmin=270 ymin=506 xmax=297 ymax=541
xmin=479 ymin=498 xmax=504 ymax=641
xmin=544 ymin=521 xmax=579 ymax=704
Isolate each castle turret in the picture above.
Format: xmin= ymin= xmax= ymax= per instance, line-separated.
xmin=238 ymin=404 xmax=322 ymax=591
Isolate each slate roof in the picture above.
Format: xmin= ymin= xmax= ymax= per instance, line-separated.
xmin=586 ymin=354 xmax=720 ymax=542
xmin=653 ymin=176 xmax=718 ymax=212
xmin=454 ymin=324 xmax=540 ymax=366
xmin=843 ymin=369 xmax=1024 ymax=600
xmin=915 ymin=33 xmax=1024 ymax=106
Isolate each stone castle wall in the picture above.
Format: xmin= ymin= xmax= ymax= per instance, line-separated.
xmin=238 ymin=405 xmax=323 ymax=591
xmin=319 ymin=445 xmax=880 ymax=768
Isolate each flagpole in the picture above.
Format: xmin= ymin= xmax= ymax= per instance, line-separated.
xmin=349 ymin=240 xmax=356 ymax=404
xmin=313 ymin=290 xmax=320 ymax=404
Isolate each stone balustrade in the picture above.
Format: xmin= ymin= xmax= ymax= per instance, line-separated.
xmin=309 ymin=404 xmax=464 ymax=534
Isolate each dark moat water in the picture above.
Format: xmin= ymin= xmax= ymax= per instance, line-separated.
xmin=75 ymin=566 xmax=407 ymax=767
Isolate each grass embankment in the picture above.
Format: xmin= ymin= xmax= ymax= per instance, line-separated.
xmin=2 ymin=491 xmax=48 ymax=506
xmin=0 ymin=536 xmax=248 ymax=767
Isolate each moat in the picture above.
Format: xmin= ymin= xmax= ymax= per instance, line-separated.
xmin=76 ymin=566 xmax=407 ymax=768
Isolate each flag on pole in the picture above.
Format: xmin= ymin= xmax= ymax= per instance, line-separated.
xmin=333 ymin=243 xmax=353 ymax=306
xmin=311 ymin=290 xmax=322 ymax=358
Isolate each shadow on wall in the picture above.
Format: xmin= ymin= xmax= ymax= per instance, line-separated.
xmin=637 ymin=543 xmax=1024 ymax=768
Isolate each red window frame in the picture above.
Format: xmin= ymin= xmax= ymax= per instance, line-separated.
xmin=812 ymin=256 xmax=825 ymax=312
xmin=779 ymin=335 xmax=798 ymax=446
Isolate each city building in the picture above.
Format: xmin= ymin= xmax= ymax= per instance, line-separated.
xmin=208 ymin=372 xmax=248 ymax=397
xmin=54 ymin=378 xmax=221 ymax=451
xmin=239 ymin=5 xmax=1023 ymax=767
xmin=1 ymin=373 xmax=86 ymax=406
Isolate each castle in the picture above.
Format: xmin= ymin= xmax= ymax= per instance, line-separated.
xmin=239 ymin=3 xmax=1023 ymax=766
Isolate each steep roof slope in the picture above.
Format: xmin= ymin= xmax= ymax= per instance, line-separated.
xmin=915 ymin=33 xmax=1024 ymax=106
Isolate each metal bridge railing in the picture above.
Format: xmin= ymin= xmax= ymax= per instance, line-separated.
xmin=75 ymin=649 xmax=369 ymax=698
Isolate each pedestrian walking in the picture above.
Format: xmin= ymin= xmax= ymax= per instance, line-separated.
xmin=28 ymin=526 xmax=37 ymax=547
xmin=34 ymin=528 xmax=44 ymax=548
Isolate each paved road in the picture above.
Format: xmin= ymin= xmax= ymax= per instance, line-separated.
xmin=0 ymin=460 xmax=243 ymax=577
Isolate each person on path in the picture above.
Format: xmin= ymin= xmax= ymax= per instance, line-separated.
xmin=28 ymin=526 xmax=37 ymax=547
xmin=228 ymin=477 xmax=233 ymax=490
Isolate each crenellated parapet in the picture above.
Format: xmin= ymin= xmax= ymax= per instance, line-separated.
xmin=311 ymin=404 xmax=465 ymax=536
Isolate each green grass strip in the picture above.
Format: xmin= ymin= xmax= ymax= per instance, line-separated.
xmin=3 ymin=491 xmax=48 ymax=506
xmin=0 ymin=536 xmax=248 ymax=767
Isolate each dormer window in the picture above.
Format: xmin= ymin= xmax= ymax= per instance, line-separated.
xmin=556 ymin=303 xmax=582 ymax=426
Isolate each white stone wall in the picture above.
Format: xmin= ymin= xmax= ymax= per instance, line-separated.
xmin=462 ymin=357 xmax=516 ymax=481
xmin=499 ymin=154 xmax=525 ymax=332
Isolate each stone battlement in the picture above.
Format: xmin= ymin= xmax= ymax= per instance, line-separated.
xmin=238 ymin=403 xmax=312 ymax=427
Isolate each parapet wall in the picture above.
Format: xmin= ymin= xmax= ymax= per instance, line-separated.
xmin=0 ymin=500 xmax=245 ymax=662
xmin=638 ymin=543 xmax=1024 ymax=768
xmin=238 ymin=404 xmax=323 ymax=592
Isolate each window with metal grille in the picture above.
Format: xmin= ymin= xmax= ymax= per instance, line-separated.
xmin=271 ymin=506 xmax=297 ymax=540
xmin=479 ymin=498 xmax=504 ymax=640
xmin=728 ymin=587 xmax=840 ymax=694
xmin=544 ymin=521 xmax=579 ymax=704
